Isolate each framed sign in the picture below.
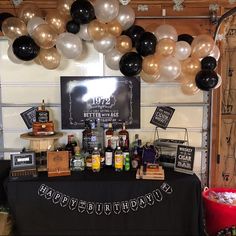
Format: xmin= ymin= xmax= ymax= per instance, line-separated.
xmin=150 ymin=106 xmax=175 ymax=129
xmin=174 ymin=145 xmax=195 ymax=175
xmin=60 ymin=76 xmax=140 ymax=129
xmin=20 ymin=107 xmax=37 ymax=129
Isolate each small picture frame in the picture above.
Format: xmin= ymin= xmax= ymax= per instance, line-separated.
xmin=10 ymin=152 xmax=36 ymax=170
xmin=20 ymin=107 xmax=37 ymax=129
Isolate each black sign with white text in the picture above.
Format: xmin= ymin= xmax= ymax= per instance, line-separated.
xmin=20 ymin=107 xmax=37 ymax=129
xmin=150 ymin=106 xmax=175 ymax=129
xmin=60 ymin=76 xmax=140 ymax=129
xmin=174 ymin=145 xmax=195 ymax=175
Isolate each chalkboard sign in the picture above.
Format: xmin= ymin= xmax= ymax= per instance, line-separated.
xmin=20 ymin=107 xmax=37 ymax=129
xmin=174 ymin=145 xmax=195 ymax=175
xmin=60 ymin=76 xmax=140 ymax=129
xmin=150 ymin=106 xmax=175 ymax=129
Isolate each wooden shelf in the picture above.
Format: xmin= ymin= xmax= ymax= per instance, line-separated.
xmin=222 ymin=114 xmax=236 ymax=119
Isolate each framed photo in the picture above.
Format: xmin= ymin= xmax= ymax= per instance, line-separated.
xmin=10 ymin=152 xmax=36 ymax=170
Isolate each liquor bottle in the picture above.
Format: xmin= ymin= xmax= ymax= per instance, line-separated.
xmin=232 ymin=226 xmax=236 ymax=236
xmin=65 ymin=134 xmax=75 ymax=157
xmin=70 ymin=146 xmax=85 ymax=171
xmin=105 ymin=139 xmax=113 ymax=167
xmin=122 ymin=139 xmax=130 ymax=166
xmin=82 ymin=120 xmax=92 ymax=153
xmin=95 ymin=118 xmax=104 ymax=153
xmin=118 ymin=122 xmax=129 ymax=148
xmin=105 ymin=122 xmax=113 ymax=147
xmin=114 ymin=146 xmax=123 ymax=172
xmin=111 ymin=129 xmax=119 ymax=150
xmin=92 ymin=147 xmax=101 ymax=172
xmin=88 ymin=121 xmax=98 ymax=153
xmin=124 ymin=153 xmax=130 ymax=171
xmin=131 ymin=146 xmax=141 ymax=170
xmin=70 ymin=134 xmax=77 ymax=149
xmin=36 ymin=99 xmax=49 ymax=123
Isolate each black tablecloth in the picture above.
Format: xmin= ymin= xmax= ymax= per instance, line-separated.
xmin=0 ymin=160 xmax=10 ymax=205
xmin=5 ymin=168 xmax=204 ymax=236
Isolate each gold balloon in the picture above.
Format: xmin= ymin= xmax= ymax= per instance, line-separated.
xmin=88 ymin=19 xmax=107 ymax=40
xmin=45 ymin=11 xmax=66 ymax=34
xmin=142 ymin=55 xmax=160 ymax=75
xmin=18 ymin=3 xmax=43 ymax=23
xmin=38 ymin=47 xmax=61 ymax=70
xmin=106 ymin=20 xmax=122 ymax=37
xmin=181 ymin=81 xmax=200 ymax=95
xmin=57 ymin=0 xmax=74 ymax=16
xmin=156 ymin=38 xmax=175 ymax=56
xmin=145 ymin=23 xmax=159 ymax=35
xmin=176 ymin=73 xmax=195 ymax=84
xmin=2 ymin=17 xmax=27 ymax=40
xmin=140 ymin=70 xmax=160 ymax=83
xmin=31 ymin=24 xmax=58 ymax=49
xmin=116 ymin=35 xmax=132 ymax=54
xmin=181 ymin=57 xmax=201 ymax=75
xmin=191 ymin=34 xmax=214 ymax=58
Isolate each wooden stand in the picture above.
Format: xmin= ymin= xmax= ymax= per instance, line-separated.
xmin=136 ymin=166 xmax=165 ymax=180
xmin=20 ymin=132 xmax=63 ymax=152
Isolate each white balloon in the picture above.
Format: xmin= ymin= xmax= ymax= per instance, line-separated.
xmin=56 ymin=32 xmax=83 ymax=59
xmin=174 ymin=41 xmax=191 ymax=61
xmin=209 ymin=45 xmax=221 ymax=61
xmin=94 ymin=35 xmax=116 ymax=54
xmin=77 ymin=24 xmax=92 ymax=41
xmin=94 ymin=0 xmax=119 ymax=23
xmin=27 ymin=17 xmax=45 ymax=36
xmin=7 ymin=44 xmax=24 ymax=64
xmin=116 ymin=5 xmax=135 ymax=30
xmin=154 ymin=24 xmax=178 ymax=41
xmin=105 ymin=48 xmax=123 ymax=70
xmin=159 ymin=56 xmax=181 ymax=80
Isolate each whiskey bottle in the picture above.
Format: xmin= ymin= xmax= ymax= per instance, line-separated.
xmin=65 ymin=135 xmax=75 ymax=157
xmin=105 ymin=122 xmax=113 ymax=148
xmin=118 ymin=122 xmax=129 ymax=148
xmin=36 ymin=99 xmax=49 ymax=123
xmin=82 ymin=120 xmax=92 ymax=153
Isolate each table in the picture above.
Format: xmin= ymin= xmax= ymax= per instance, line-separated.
xmin=5 ymin=168 xmax=204 ymax=236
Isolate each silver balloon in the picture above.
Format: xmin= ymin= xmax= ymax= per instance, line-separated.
xmin=214 ymin=74 xmax=222 ymax=89
xmin=174 ymin=41 xmax=191 ymax=61
xmin=94 ymin=0 xmax=119 ymax=23
xmin=105 ymin=48 xmax=123 ymax=70
xmin=27 ymin=17 xmax=45 ymax=36
xmin=159 ymin=56 xmax=181 ymax=80
xmin=116 ymin=5 xmax=135 ymax=30
xmin=209 ymin=45 xmax=221 ymax=61
xmin=93 ymin=35 xmax=116 ymax=54
xmin=154 ymin=24 xmax=178 ymax=42
xmin=56 ymin=32 xmax=83 ymax=59
xmin=7 ymin=43 xmax=24 ymax=64
xmin=77 ymin=24 xmax=92 ymax=41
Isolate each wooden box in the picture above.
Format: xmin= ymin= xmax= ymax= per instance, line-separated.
xmin=32 ymin=121 xmax=54 ymax=136
xmin=47 ymin=151 xmax=71 ymax=177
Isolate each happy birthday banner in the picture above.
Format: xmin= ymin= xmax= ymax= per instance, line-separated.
xmin=37 ymin=182 xmax=173 ymax=215
xmin=0 ymin=0 xmax=222 ymax=95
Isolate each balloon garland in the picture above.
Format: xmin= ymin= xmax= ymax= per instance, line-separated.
xmin=0 ymin=0 xmax=223 ymax=95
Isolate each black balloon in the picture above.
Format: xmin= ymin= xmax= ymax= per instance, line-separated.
xmin=178 ymin=34 xmax=194 ymax=45
xmin=195 ymin=70 xmax=219 ymax=91
xmin=135 ymin=32 xmax=157 ymax=57
xmin=119 ymin=52 xmax=143 ymax=77
xmin=66 ymin=20 xmax=80 ymax=34
xmin=0 ymin=12 xmax=14 ymax=31
xmin=70 ymin=0 xmax=95 ymax=24
xmin=12 ymin=36 xmax=40 ymax=61
xmin=201 ymin=56 xmax=217 ymax=71
xmin=122 ymin=25 xmax=145 ymax=47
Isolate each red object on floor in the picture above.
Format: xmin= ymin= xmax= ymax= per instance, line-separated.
xmin=202 ymin=187 xmax=236 ymax=236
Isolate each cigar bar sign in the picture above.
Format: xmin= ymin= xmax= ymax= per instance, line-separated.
xmin=60 ymin=76 xmax=140 ymax=129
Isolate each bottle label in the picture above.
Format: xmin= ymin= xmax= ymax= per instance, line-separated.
xmin=105 ymin=152 xmax=113 ymax=166
xmin=36 ymin=111 xmax=49 ymax=123
xmin=115 ymin=154 xmax=123 ymax=169
xmin=105 ymin=135 xmax=112 ymax=147
xmin=92 ymin=154 xmax=100 ymax=170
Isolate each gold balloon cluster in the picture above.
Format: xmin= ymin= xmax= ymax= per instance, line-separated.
xmin=1 ymin=0 xmax=221 ymax=95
